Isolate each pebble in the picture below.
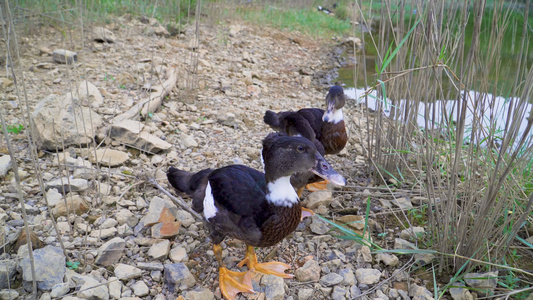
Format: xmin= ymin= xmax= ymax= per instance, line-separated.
xmin=0 ymin=261 xmax=17 ymax=289
xmin=376 ymin=252 xmax=400 ymax=267
xmin=295 ymin=259 xmax=321 ymax=282
xmin=400 ymin=226 xmax=426 ymax=241
xmin=108 ymin=277 xmax=123 ymax=299
xmin=449 ymin=282 xmax=473 ymax=300
xmin=332 ymin=285 xmax=347 ymax=300
xmin=304 ymin=190 xmax=333 ymax=209
xmin=163 ymin=263 xmax=196 ymax=292
xmin=355 ymin=268 xmax=382 ymax=285
xmin=114 ymin=263 xmax=142 ymax=280
xmin=169 ymin=246 xmax=188 ymax=263
xmin=19 ymin=245 xmax=66 ymax=290
xmin=148 ymin=239 xmax=170 ymax=259
xmin=0 ymin=155 xmax=12 ymax=178
xmin=319 ymin=272 xmax=344 ymax=287
xmin=95 ymin=237 xmax=126 ymax=266
xmin=132 ymin=281 xmax=149 ymax=296
xmin=309 ymin=216 xmax=330 ymax=235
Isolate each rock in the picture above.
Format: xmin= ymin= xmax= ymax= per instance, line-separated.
xmin=164 ymin=263 xmax=196 ymax=292
xmin=19 ymin=245 xmax=66 ymax=291
xmin=449 ymin=282 xmax=473 ymax=300
xmin=0 ymin=290 xmax=19 ymax=300
xmin=46 ymin=178 xmax=89 ymax=193
xmin=52 ymin=49 xmax=77 ymax=64
xmin=90 ymin=227 xmax=118 ymax=239
xmin=78 ymin=80 xmax=104 ymax=108
xmin=169 ymin=246 xmax=188 ymax=263
xmin=175 ymin=210 xmax=195 ymax=227
xmin=217 ymin=112 xmax=237 ymax=127
xmin=93 ymin=27 xmax=116 ymax=43
xmin=180 ymin=133 xmax=198 ymax=148
xmin=415 ymin=252 xmax=436 ymax=265
xmin=400 ymin=226 xmax=425 ymax=241
xmin=464 ymin=271 xmax=498 ymax=291
xmin=144 ymin=196 xmax=181 ymax=238
xmin=409 ymin=284 xmax=433 ymax=300
xmin=89 ymin=149 xmax=129 ymax=167
xmin=319 ymin=273 xmax=344 ymax=287
xmin=32 ymin=94 xmax=102 ymax=150
xmin=261 ymin=274 xmax=285 ymax=300
xmin=304 ymin=190 xmax=332 ymax=209
xmin=392 ymin=197 xmax=413 ymax=209
xmin=344 ymin=36 xmax=363 ymax=48
xmin=45 ymin=188 xmax=63 ymax=207
xmin=354 ymin=268 xmax=381 ymax=285
xmin=332 ymin=285 xmax=347 ymax=300
xmin=0 ymin=155 xmax=12 ymax=178
xmin=310 ymin=216 xmax=330 ymax=235
xmin=71 ymin=274 xmax=109 ymax=300
xmin=0 ymin=261 xmax=17 ymax=289
xmin=109 ymin=120 xmax=171 ymax=153
xmin=376 ymin=253 xmax=400 ymax=267
xmin=95 ymin=237 xmax=126 ymax=266
xmin=131 ymin=281 xmax=149 ymax=297
xmin=114 ymin=263 xmax=142 ymax=280
xmin=184 ymin=288 xmax=215 ymax=300
xmin=394 ymin=238 xmax=417 ymax=250
xmin=137 ymin=262 xmax=164 ymax=271
xmin=298 ymin=288 xmax=314 ymax=300
xmin=115 ymin=209 xmax=138 ymax=227
xmin=107 ymin=277 xmax=122 ymax=299
xmin=148 ymin=239 xmax=170 ymax=259
xmin=339 ymin=268 xmax=356 ymax=286
xmin=337 ymin=215 xmax=365 ymax=230
xmin=50 ymin=282 xmax=70 ymax=298
xmin=295 ymin=259 xmax=321 ymax=282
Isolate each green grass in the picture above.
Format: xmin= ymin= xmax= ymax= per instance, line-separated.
xmin=1 ymin=124 xmax=24 ymax=135
xmin=235 ymin=6 xmax=352 ymax=39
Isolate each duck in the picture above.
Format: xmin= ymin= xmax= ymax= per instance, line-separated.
xmin=264 ymin=85 xmax=348 ymax=192
xmin=167 ymin=133 xmax=345 ymax=300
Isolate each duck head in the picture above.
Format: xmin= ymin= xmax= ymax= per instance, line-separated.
xmin=322 ymin=85 xmax=346 ymax=124
xmin=262 ymin=133 xmax=346 ymax=186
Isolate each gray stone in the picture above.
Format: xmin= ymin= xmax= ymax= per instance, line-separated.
xmin=261 ymin=274 xmax=285 ymax=300
xmin=180 ymin=133 xmax=198 ymax=148
xmin=339 ymin=268 xmax=356 ymax=286
xmin=295 ymin=259 xmax=321 ymax=282
xmin=332 ymin=285 xmax=347 ymax=300
xmin=71 ymin=274 xmax=109 ymax=300
xmin=115 ymin=209 xmax=138 ymax=227
xmin=350 ymin=285 xmax=362 ymax=298
xmin=0 ymin=155 xmax=12 ymax=178
xmin=114 ymin=264 xmax=142 ymax=280
xmin=19 ymin=245 xmax=66 ymax=291
xmin=376 ymin=253 xmax=400 ymax=267
xmin=392 ymin=197 xmax=413 ymax=209
xmin=304 ymin=190 xmax=332 ymax=209
xmin=45 ymin=188 xmax=63 ymax=207
xmin=310 ymin=216 xmax=330 ymax=235
xmin=394 ymin=238 xmax=417 ymax=250
xmin=298 ymin=288 xmax=314 ymax=300
xmin=78 ymin=80 xmax=104 ymax=108
xmin=88 ymin=149 xmax=129 ymax=167
xmin=0 ymin=290 xmax=19 ymax=300
xmin=409 ymin=284 xmax=433 ymax=300
xmin=415 ymin=252 xmax=436 ymax=265
xmin=52 ymin=49 xmax=77 ymax=64
xmin=175 ymin=210 xmax=195 ymax=228
xmin=131 ymin=281 xmax=149 ymax=297
xmin=464 ymin=271 xmax=498 ymax=291
xmin=148 ymin=240 xmax=170 ymax=260
xmin=46 ymin=178 xmax=89 ymax=193
xmin=50 ymin=282 xmax=70 ymax=298
xmin=90 ymin=227 xmax=118 ymax=239
xmin=400 ymin=226 xmax=425 ymax=241
xmin=169 ymin=246 xmax=188 ymax=263
xmin=109 ymin=120 xmax=171 ymax=153
xmin=320 ymin=273 xmax=344 ymax=287
xmin=137 ymin=262 xmax=164 ymax=271
xmin=449 ymin=282 xmax=473 ymax=300
xmin=163 ymin=263 xmax=196 ymax=292
xmin=184 ymin=288 xmax=215 ymax=300
xmin=31 ymin=94 xmax=102 ymax=150
xmin=107 ymin=277 xmax=122 ymax=299
xmin=95 ymin=237 xmax=126 ymax=266
xmin=354 ymin=268 xmax=381 ymax=285
xmin=375 ymin=290 xmax=389 ymax=300
xmin=93 ymin=27 xmax=116 ymax=43
xmin=0 ymin=261 xmax=17 ymax=289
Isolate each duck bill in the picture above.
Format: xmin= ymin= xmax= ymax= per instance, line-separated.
xmin=310 ymin=152 xmax=346 ymax=186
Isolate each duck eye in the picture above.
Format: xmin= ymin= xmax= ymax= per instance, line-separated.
xmin=297 ymin=145 xmax=305 ymax=153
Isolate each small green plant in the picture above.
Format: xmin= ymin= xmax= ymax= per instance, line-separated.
xmin=1 ymin=124 xmax=24 ymax=134
xmin=103 ymin=72 xmax=115 ymax=81
xmin=407 ymin=204 xmax=428 ymax=226
xmin=66 ymin=261 xmax=80 ymax=270
xmin=119 ymin=84 xmax=126 ymax=90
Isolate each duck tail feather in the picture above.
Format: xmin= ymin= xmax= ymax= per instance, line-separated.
xmin=263 ymin=110 xmax=281 ymax=129
xmin=167 ymin=167 xmax=211 ymax=196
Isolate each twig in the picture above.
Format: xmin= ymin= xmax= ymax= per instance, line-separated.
xmin=147 ymin=177 xmax=203 ymax=221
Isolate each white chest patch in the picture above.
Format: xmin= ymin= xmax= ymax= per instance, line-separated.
xmin=323 ymin=108 xmax=344 ymax=124
xmin=260 ymin=148 xmax=265 ymax=171
xmin=203 ymin=182 xmax=218 ymax=220
xmin=266 ymin=176 xmax=299 ymax=207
